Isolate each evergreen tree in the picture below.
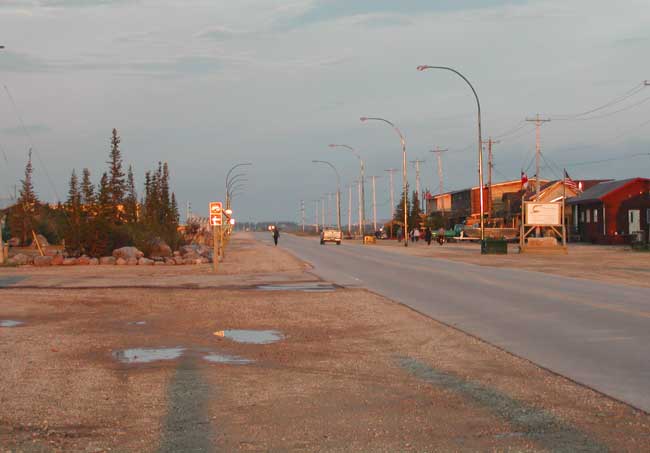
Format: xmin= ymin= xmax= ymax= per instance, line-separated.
xmin=80 ymin=168 xmax=95 ymax=208
xmin=64 ymin=169 xmax=82 ymax=252
xmin=124 ymin=165 xmax=138 ymax=223
xmin=107 ymin=128 xmax=126 ymax=220
xmin=8 ymin=150 xmax=40 ymax=245
xmin=409 ymin=190 xmax=422 ymax=231
xmin=161 ymin=162 xmax=171 ymax=223
xmin=170 ymin=193 xmax=179 ymax=225
xmin=393 ymin=184 xmax=410 ymax=230
xmin=97 ymin=172 xmax=111 ymax=219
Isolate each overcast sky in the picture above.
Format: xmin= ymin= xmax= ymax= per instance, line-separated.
xmin=1 ymin=0 xmax=649 ymax=222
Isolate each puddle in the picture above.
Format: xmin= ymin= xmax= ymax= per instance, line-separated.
xmin=0 ymin=276 xmax=27 ymax=288
xmin=128 ymin=321 xmax=147 ymax=326
xmin=256 ymin=282 xmax=336 ymax=292
xmin=0 ymin=320 xmax=24 ymax=327
xmin=203 ymin=353 xmax=254 ymax=365
xmin=113 ymin=347 xmax=185 ymax=364
xmin=214 ymin=329 xmax=283 ymax=344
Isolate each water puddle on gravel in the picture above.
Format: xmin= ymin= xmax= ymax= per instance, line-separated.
xmin=128 ymin=321 xmax=147 ymax=326
xmin=113 ymin=347 xmax=185 ymax=364
xmin=0 ymin=320 xmax=24 ymax=327
xmin=214 ymin=329 xmax=283 ymax=344
xmin=256 ymin=282 xmax=336 ymax=293
xmin=203 ymin=353 xmax=254 ymax=365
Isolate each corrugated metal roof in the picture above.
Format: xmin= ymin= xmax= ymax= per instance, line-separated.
xmin=567 ymin=178 xmax=642 ymax=204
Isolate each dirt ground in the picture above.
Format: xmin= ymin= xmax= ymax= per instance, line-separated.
xmin=355 ymin=238 xmax=650 ymax=289
xmin=1 ymin=234 xmax=649 ymax=452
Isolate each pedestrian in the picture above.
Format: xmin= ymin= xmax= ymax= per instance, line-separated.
xmin=414 ymin=228 xmax=421 ymax=242
xmin=425 ymin=227 xmax=432 ymax=246
xmin=409 ymin=229 xmax=415 ymax=243
xmin=273 ymin=226 xmax=280 ymax=246
xmin=396 ymin=227 xmax=403 ymax=243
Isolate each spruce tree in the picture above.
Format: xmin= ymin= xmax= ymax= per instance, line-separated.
xmin=9 ymin=150 xmax=40 ymax=244
xmin=97 ymin=172 xmax=111 ymax=219
xmin=409 ymin=190 xmax=422 ymax=231
xmin=65 ymin=169 xmax=82 ymax=252
xmin=80 ymin=168 xmax=95 ymax=208
xmin=124 ymin=165 xmax=138 ymax=223
xmin=393 ymin=185 xmax=410 ymax=230
xmin=107 ymin=128 xmax=126 ymax=221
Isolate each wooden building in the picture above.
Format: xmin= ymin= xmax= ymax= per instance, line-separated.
xmin=567 ymin=178 xmax=650 ymax=244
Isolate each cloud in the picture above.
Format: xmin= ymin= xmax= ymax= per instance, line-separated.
xmin=353 ymin=14 xmax=414 ymax=29
xmin=0 ymin=50 xmax=50 ymax=73
xmin=1 ymin=124 xmax=51 ymax=136
xmin=0 ymin=0 xmax=134 ymax=7
xmin=274 ymin=0 xmax=528 ymax=29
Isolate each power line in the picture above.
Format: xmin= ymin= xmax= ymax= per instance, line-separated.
xmin=549 ymin=82 xmax=646 ymax=120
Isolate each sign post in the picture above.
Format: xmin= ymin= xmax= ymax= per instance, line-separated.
xmin=520 ymin=202 xmax=567 ymax=253
xmin=209 ymin=202 xmax=223 ymax=272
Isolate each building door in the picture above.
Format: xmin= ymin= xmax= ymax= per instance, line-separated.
xmin=628 ymin=209 xmax=640 ymax=233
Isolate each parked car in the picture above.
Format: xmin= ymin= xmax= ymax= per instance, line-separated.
xmin=320 ymin=229 xmax=342 ymax=245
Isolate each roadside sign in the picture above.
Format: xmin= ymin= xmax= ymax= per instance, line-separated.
xmin=209 ymin=202 xmax=223 ymax=226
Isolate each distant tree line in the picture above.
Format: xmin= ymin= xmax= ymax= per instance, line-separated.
xmin=4 ymin=129 xmax=181 ymax=256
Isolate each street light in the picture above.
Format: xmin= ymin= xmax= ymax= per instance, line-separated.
xmin=417 ymin=65 xmax=485 ymax=242
xmin=225 ymin=162 xmax=252 ymax=209
xmin=329 ymin=144 xmax=365 ymax=237
xmin=312 ymin=160 xmax=341 ymax=232
xmin=360 ymin=117 xmax=408 ymax=247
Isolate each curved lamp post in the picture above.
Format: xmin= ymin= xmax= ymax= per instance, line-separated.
xmin=360 ymin=117 xmax=408 ymax=247
xmin=329 ymin=144 xmax=365 ymax=236
xmin=312 ymin=160 xmax=341 ymax=232
xmin=225 ymin=162 xmax=252 ymax=209
xmin=417 ymin=65 xmax=485 ymax=241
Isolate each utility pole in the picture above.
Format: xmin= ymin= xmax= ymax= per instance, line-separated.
xmin=481 ymin=138 xmax=500 ymax=218
xmin=357 ymin=180 xmax=363 ymax=236
xmin=300 ymin=200 xmax=305 ymax=232
xmin=186 ymin=201 xmax=192 ymax=223
xmin=410 ymin=159 xmax=425 ymax=211
xmin=385 ymin=169 xmax=398 ymax=238
xmin=525 ymin=114 xmax=551 ymax=196
xmin=313 ymin=200 xmax=319 ymax=232
xmin=347 ymin=184 xmax=352 ymax=237
xmin=321 ymin=198 xmax=325 ymax=230
xmin=369 ymin=176 xmax=381 ymax=232
xmin=429 ymin=148 xmax=448 ymax=214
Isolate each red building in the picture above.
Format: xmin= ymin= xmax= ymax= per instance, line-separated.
xmin=567 ymin=178 xmax=650 ymax=244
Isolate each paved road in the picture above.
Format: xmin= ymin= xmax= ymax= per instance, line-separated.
xmin=258 ymin=233 xmax=650 ymax=413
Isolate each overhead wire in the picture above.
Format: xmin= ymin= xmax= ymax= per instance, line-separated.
xmin=549 ymin=82 xmax=646 ymax=120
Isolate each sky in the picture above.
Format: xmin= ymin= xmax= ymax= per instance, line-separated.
xmin=0 ymin=0 xmax=649 ymax=222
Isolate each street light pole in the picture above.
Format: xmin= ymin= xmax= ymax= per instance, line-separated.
xmin=329 ymin=144 xmax=365 ymax=237
xmin=312 ymin=160 xmax=342 ymax=232
xmin=385 ymin=168 xmax=397 ymax=239
xmin=369 ymin=175 xmax=381 ymax=232
xmin=417 ymin=65 xmax=485 ymax=242
xmin=360 ymin=117 xmax=408 ymax=247
xmin=225 ymin=162 xmax=252 ymax=209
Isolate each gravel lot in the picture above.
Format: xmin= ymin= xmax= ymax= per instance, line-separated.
xmin=1 ymin=234 xmax=649 ymax=452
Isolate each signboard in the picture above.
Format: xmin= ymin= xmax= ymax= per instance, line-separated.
xmin=525 ymin=202 xmax=561 ymax=226
xmin=209 ymin=202 xmax=222 ymax=226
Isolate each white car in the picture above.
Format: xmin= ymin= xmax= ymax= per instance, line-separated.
xmin=320 ymin=229 xmax=342 ymax=245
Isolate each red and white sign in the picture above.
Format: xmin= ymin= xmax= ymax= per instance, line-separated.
xmin=209 ymin=202 xmax=223 ymax=226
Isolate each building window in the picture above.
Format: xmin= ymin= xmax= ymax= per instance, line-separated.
xmin=593 ymin=209 xmax=598 ymax=223
xmin=586 ymin=209 xmax=591 ymax=223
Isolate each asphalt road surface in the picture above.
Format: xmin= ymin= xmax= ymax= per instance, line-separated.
xmin=258 ymin=233 xmax=650 ymax=413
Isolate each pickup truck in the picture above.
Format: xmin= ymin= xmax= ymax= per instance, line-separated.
xmin=320 ymin=229 xmax=342 ymax=245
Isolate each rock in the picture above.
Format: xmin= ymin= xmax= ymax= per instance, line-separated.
xmin=200 ymin=258 xmax=210 ymax=264
xmin=126 ymin=258 xmax=139 ymax=266
xmin=112 ymin=247 xmax=144 ymax=260
xmin=164 ymin=257 xmax=176 ymax=265
xmin=88 ymin=258 xmax=99 ymax=265
xmin=174 ymin=257 xmax=185 ymax=265
xmin=149 ymin=238 xmax=172 ymax=258
xmin=138 ymin=257 xmax=154 ymax=266
xmin=45 ymin=249 xmax=59 ymax=257
xmin=194 ymin=259 xmax=203 ymax=265
xmin=183 ymin=258 xmax=196 ymax=265
xmin=99 ymin=256 xmax=116 ymax=265
xmin=116 ymin=258 xmax=127 ymax=266
xmin=173 ymin=251 xmax=181 ymax=257
xmin=7 ymin=237 xmax=21 ymax=247
xmin=33 ymin=256 xmax=53 ymax=267
xmin=77 ymin=256 xmax=91 ymax=265
xmin=51 ymin=254 xmax=64 ymax=266
xmin=31 ymin=234 xmax=49 ymax=247
xmin=154 ymin=261 xmax=166 ymax=266
xmin=62 ymin=258 xmax=78 ymax=266
xmin=9 ymin=253 xmax=31 ymax=265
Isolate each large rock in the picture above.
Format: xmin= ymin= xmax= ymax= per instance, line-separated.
xmin=77 ymin=256 xmax=91 ymax=265
xmin=126 ymin=258 xmax=139 ymax=266
xmin=7 ymin=237 xmax=21 ymax=247
xmin=112 ymin=247 xmax=144 ymax=260
xmin=31 ymin=234 xmax=49 ymax=247
xmin=138 ymin=257 xmax=154 ymax=266
xmin=149 ymin=238 xmax=172 ymax=258
xmin=88 ymin=258 xmax=99 ymax=265
xmin=8 ymin=253 xmax=30 ymax=266
xmin=51 ymin=254 xmax=64 ymax=266
xmin=100 ymin=256 xmax=116 ymax=265
xmin=164 ymin=257 xmax=176 ymax=265
xmin=33 ymin=256 xmax=53 ymax=267
xmin=62 ymin=258 xmax=78 ymax=266
xmin=116 ymin=257 xmax=127 ymax=266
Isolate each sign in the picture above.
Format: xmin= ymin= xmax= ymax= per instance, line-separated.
xmin=525 ymin=202 xmax=561 ymax=226
xmin=209 ymin=202 xmax=223 ymax=226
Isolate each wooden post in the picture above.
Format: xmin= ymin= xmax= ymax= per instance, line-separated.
xmin=212 ymin=225 xmax=219 ymax=272
xmin=32 ymin=230 xmax=44 ymax=256
xmin=0 ymin=216 xmax=5 ymax=265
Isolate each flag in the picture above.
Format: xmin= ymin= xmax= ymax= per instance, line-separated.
xmin=521 ymin=171 xmax=529 ymax=190
xmin=564 ymin=170 xmax=580 ymax=192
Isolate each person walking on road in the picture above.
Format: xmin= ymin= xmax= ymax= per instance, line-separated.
xmin=413 ymin=228 xmax=421 ymax=243
xmin=425 ymin=227 xmax=432 ymax=246
xmin=273 ymin=226 xmax=280 ymax=246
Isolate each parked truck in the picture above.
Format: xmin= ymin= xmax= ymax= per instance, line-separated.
xmin=320 ymin=229 xmax=342 ymax=245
